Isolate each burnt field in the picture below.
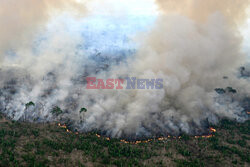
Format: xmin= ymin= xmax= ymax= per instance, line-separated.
xmin=0 ymin=113 xmax=249 ymax=167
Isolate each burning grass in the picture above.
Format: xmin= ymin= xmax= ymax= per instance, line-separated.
xmin=57 ymin=122 xmax=218 ymax=144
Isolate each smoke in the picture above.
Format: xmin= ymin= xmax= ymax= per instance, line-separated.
xmin=155 ymin=0 xmax=250 ymax=24
xmin=0 ymin=0 xmax=249 ymax=139
xmin=0 ymin=0 xmax=86 ymax=65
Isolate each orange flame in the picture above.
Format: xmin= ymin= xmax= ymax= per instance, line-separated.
xmin=210 ymin=127 xmax=216 ymax=133
xmin=58 ymin=123 xmax=72 ymax=133
xmin=58 ymin=123 xmax=67 ymax=129
xmin=58 ymin=123 xmax=217 ymax=144
xmin=195 ymin=127 xmax=216 ymax=139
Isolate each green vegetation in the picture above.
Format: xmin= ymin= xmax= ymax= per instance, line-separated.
xmin=25 ymin=101 xmax=35 ymax=109
xmin=51 ymin=106 xmax=63 ymax=116
xmin=0 ymin=113 xmax=249 ymax=167
xmin=214 ymin=87 xmax=237 ymax=94
xmin=226 ymin=87 xmax=237 ymax=93
xmin=79 ymin=107 xmax=87 ymax=113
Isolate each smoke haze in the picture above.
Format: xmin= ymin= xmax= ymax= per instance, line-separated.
xmin=0 ymin=0 xmax=249 ymax=139
xmin=0 ymin=0 xmax=85 ymax=65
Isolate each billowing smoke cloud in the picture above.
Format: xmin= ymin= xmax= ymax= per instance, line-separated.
xmin=0 ymin=0 xmax=85 ymax=65
xmin=0 ymin=0 xmax=249 ymax=139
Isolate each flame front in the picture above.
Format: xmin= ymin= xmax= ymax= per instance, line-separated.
xmin=58 ymin=123 xmax=217 ymax=144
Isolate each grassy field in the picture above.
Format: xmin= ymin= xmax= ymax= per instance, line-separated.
xmin=0 ymin=113 xmax=249 ymax=167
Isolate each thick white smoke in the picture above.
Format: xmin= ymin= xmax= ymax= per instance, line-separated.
xmin=0 ymin=0 xmax=249 ymax=139
xmin=0 ymin=0 xmax=85 ymax=66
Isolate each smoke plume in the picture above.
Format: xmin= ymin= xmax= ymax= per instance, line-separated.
xmin=0 ymin=0 xmax=85 ymax=65
xmin=0 ymin=0 xmax=249 ymax=139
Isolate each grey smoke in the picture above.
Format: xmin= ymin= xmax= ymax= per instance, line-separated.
xmin=0 ymin=0 xmax=249 ymax=139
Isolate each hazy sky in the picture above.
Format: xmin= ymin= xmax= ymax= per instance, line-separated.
xmin=83 ymin=0 xmax=250 ymax=60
